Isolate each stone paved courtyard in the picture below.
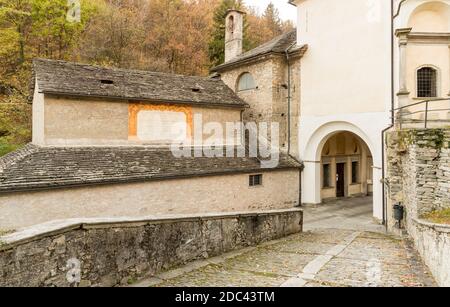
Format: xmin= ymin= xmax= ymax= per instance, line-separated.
xmin=132 ymin=197 xmax=436 ymax=287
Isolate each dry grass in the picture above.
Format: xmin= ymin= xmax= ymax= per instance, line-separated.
xmin=0 ymin=229 xmax=14 ymax=236
xmin=422 ymin=208 xmax=450 ymax=225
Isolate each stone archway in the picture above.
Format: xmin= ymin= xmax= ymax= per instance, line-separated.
xmin=300 ymin=121 xmax=383 ymax=221
xmin=319 ymin=132 xmax=373 ymax=200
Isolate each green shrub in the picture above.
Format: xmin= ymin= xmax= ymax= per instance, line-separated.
xmin=0 ymin=102 xmax=31 ymax=157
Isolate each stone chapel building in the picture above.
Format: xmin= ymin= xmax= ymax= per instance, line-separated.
xmin=0 ymin=59 xmax=301 ymax=229
xmin=1 ymin=0 xmax=448 ymax=230
xmin=214 ymin=1 xmax=450 ymax=224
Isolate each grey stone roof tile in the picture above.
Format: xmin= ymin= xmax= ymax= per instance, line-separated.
xmin=33 ymin=59 xmax=248 ymax=108
xmin=212 ymin=30 xmax=297 ymax=71
xmin=0 ymin=145 xmax=301 ymax=193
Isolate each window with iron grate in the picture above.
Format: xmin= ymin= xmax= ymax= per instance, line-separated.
xmin=417 ymin=67 xmax=437 ymax=98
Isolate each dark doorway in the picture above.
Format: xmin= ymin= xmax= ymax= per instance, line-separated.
xmin=336 ymin=163 xmax=346 ymax=197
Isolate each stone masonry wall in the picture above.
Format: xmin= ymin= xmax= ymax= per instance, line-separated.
xmin=387 ymin=129 xmax=450 ymax=226
xmin=0 ymin=209 xmax=303 ymax=287
xmin=407 ymin=219 xmax=450 ymax=287
xmin=219 ymin=55 xmax=301 ymax=158
xmin=386 ymin=128 xmax=450 ymax=286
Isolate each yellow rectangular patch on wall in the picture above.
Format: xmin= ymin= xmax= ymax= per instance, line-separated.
xmin=128 ymin=102 xmax=193 ymax=143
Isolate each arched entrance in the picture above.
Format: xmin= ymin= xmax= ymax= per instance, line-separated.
xmin=319 ymin=132 xmax=373 ymax=201
xmin=300 ymin=121 xmax=383 ymax=221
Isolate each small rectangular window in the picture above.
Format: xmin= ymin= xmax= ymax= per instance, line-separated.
xmin=323 ymin=164 xmax=331 ymax=188
xmin=249 ymin=174 xmax=263 ymax=187
xmin=352 ymin=161 xmax=359 ymax=184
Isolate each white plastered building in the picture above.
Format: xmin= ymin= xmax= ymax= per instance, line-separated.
xmin=290 ymin=0 xmax=450 ymax=222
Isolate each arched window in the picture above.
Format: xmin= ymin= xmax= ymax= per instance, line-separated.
xmin=237 ymin=73 xmax=256 ymax=91
xmin=228 ymin=15 xmax=234 ymax=34
xmin=417 ymin=67 xmax=437 ymax=98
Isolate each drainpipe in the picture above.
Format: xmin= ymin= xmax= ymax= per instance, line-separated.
xmin=381 ymin=125 xmax=392 ymax=230
xmin=394 ymin=0 xmax=408 ymax=19
xmin=288 ymin=155 xmax=303 ymax=208
xmin=298 ymin=166 xmax=302 ymax=207
xmin=285 ymin=42 xmax=296 ymax=157
xmin=285 ymin=42 xmax=300 ymax=207
xmin=382 ymin=0 xmax=404 ymax=231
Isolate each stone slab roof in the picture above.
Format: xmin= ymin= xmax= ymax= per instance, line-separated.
xmin=0 ymin=145 xmax=301 ymax=193
xmin=212 ymin=30 xmax=298 ymax=72
xmin=33 ymin=59 xmax=248 ymax=108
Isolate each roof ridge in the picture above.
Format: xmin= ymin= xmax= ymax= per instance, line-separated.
xmin=0 ymin=144 xmax=39 ymax=174
xmin=32 ymin=58 xmax=248 ymax=108
xmin=211 ymin=29 xmax=297 ymax=72
xmin=268 ymin=29 xmax=297 ymax=46
xmin=239 ymin=29 xmax=297 ymax=57
xmin=272 ymin=29 xmax=297 ymax=49
xmin=33 ymin=58 xmax=218 ymax=82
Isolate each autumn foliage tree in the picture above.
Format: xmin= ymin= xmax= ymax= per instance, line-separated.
xmin=208 ymin=0 xmax=245 ymax=67
xmin=0 ymin=0 xmax=294 ymax=155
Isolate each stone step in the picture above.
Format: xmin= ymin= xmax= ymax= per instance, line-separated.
xmin=399 ymin=120 xmax=450 ymax=129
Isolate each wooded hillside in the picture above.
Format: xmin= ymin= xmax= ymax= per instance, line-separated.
xmin=0 ymin=0 xmax=293 ymax=155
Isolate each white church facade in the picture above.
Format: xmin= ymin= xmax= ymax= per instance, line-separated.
xmin=215 ymin=0 xmax=450 ymax=223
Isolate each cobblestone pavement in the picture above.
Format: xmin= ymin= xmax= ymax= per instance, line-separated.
xmin=133 ymin=198 xmax=436 ymax=287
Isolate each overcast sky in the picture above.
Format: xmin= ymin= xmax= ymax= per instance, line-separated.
xmin=244 ymin=0 xmax=297 ymax=22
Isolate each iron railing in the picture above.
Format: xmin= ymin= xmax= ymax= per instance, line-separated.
xmin=394 ymin=98 xmax=450 ymax=129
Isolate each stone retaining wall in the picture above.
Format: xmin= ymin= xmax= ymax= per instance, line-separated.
xmin=386 ymin=129 xmax=450 ymax=229
xmin=0 ymin=209 xmax=303 ymax=287
xmin=408 ymin=219 xmax=450 ymax=287
xmin=386 ymin=128 xmax=450 ymax=286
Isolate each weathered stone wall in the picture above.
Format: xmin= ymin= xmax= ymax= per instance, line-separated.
xmin=407 ymin=219 xmax=450 ymax=287
xmin=44 ymin=97 xmax=129 ymax=144
xmin=0 ymin=209 xmax=303 ymax=287
xmin=219 ymin=55 xmax=301 ymax=158
xmin=42 ymin=96 xmax=243 ymax=146
xmin=386 ymin=128 xmax=450 ymax=286
xmin=386 ymin=129 xmax=450 ymax=227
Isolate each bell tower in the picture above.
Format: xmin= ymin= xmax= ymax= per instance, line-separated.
xmin=225 ymin=9 xmax=245 ymax=62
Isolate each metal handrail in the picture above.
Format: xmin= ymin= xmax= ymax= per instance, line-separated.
xmin=404 ymin=108 xmax=450 ymax=117
xmin=394 ymin=98 xmax=450 ymax=111
xmin=394 ymin=98 xmax=450 ymax=129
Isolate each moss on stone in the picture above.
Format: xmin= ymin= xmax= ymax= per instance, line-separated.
xmin=0 ymin=229 xmax=15 ymax=248
xmin=0 ymin=229 xmax=13 ymax=236
xmin=396 ymin=129 xmax=446 ymax=149
xmin=127 ymin=276 xmax=138 ymax=285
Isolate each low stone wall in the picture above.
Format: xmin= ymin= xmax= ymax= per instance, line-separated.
xmin=0 ymin=209 xmax=303 ymax=287
xmin=408 ymin=219 xmax=450 ymax=287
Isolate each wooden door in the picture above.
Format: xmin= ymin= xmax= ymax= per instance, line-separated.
xmin=336 ymin=163 xmax=346 ymax=198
